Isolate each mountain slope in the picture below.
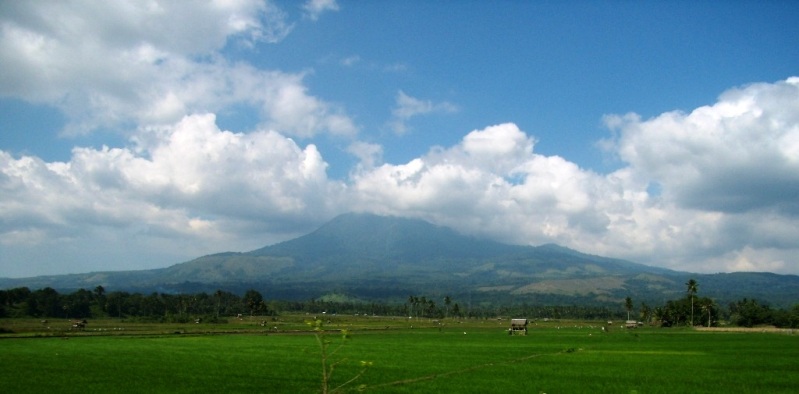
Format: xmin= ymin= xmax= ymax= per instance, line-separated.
xmin=245 ymin=213 xmax=528 ymax=280
xmin=1 ymin=213 xmax=798 ymax=307
xmin=238 ymin=213 xmax=672 ymax=288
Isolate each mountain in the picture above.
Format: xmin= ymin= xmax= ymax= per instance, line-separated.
xmin=2 ymin=213 xmax=798 ymax=307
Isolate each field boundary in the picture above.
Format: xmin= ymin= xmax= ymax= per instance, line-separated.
xmin=694 ymin=326 xmax=796 ymax=334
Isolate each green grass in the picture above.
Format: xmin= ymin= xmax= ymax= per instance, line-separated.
xmin=1 ymin=317 xmax=797 ymax=393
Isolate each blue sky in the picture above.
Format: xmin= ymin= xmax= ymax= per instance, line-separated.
xmin=1 ymin=0 xmax=798 ymax=278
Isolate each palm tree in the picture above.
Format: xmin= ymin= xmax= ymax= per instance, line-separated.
xmin=686 ymin=279 xmax=698 ymax=326
xmin=700 ymin=298 xmax=716 ymax=327
xmin=624 ymin=296 xmax=633 ymax=321
xmin=653 ymin=306 xmax=665 ymax=326
xmin=93 ymin=285 xmax=106 ymax=313
xmin=640 ymin=302 xmax=651 ymax=325
xmin=214 ymin=289 xmax=223 ymax=318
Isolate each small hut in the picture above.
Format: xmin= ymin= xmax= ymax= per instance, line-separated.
xmin=71 ymin=319 xmax=87 ymax=330
xmin=509 ymin=319 xmax=528 ymax=335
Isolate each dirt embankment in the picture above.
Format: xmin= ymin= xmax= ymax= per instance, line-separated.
xmin=694 ymin=326 xmax=796 ymax=334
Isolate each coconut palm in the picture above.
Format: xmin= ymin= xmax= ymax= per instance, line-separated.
xmin=653 ymin=306 xmax=665 ymax=326
xmin=624 ymin=296 xmax=633 ymax=321
xmin=686 ymin=279 xmax=698 ymax=326
xmin=640 ymin=302 xmax=651 ymax=325
xmin=214 ymin=289 xmax=223 ymax=318
xmin=700 ymin=298 xmax=716 ymax=327
xmin=407 ymin=295 xmax=414 ymax=317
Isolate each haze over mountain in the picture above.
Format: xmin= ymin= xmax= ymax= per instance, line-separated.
xmin=2 ymin=213 xmax=798 ymax=308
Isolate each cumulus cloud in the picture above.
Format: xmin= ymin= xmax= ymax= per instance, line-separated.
xmin=0 ymin=0 xmax=285 ymax=95
xmin=348 ymin=79 xmax=799 ymax=274
xmin=350 ymin=123 xmax=613 ymax=246
xmin=2 ymin=1 xmax=798 ymax=283
xmin=5 ymin=77 xmax=799 ymax=277
xmin=1 ymin=114 xmax=347 ymax=276
xmin=604 ymin=77 xmax=799 ymax=216
xmin=589 ymin=77 xmax=799 ymax=273
xmin=387 ymin=91 xmax=458 ymax=134
xmin=256 ymin=71 xmax=358 ymax=137
xmin=0 ymin=0 xmax=354 ymax=138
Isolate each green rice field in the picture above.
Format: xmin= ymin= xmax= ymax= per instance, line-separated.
xmin=1 ymin=316 xmax=797 ymax=393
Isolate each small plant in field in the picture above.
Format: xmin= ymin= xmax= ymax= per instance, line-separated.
xmin=307 ymin=319 xmax=371 ymax=394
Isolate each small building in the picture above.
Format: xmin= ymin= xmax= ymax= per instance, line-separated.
xmin=509 ymin=319 xmax=528 ymax=335
xmin=625 ymin=320 xmax=638 ymax=328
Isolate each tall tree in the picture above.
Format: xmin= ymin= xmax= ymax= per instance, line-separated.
xmin=700 ymin=298 xmax=715 ymax=327
xmin=243 ymin=289 xmax=264 ymax=317
xmin=444 ymin=295 xmax=452 ymax=318
xmin=427 ymin=300 xmax=436 ymax=317
xmin=214 ymin=289 xmax=223 ymax=318
xmin=686 ymin=279 xmax=699 ymax=326
xmin=93 ymin=285 xmax=106 ymax=314
xmin=624 ymin=296 xmax=633 ymax=321
xmin=640 ymin=302 xmax=651 ymax=325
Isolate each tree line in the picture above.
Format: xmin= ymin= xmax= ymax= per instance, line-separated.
xmin=2 ymin=283 xmax=798 ymax=327
xmin=0 ymin=287 xmax=648 ymax=321
xmin=625 ymin=278 xmax=799 ymax=328
xmin=0 ymin=286 xmax=277 ymax=322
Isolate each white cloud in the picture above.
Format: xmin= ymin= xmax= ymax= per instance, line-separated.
xmin=257 ymin=71 xmax=358 ymax=137
xmin=603 ymin=78 xmax=799 ymax=216
xmin=303 ymin=0 xmax=340 ymax=21
xmin=0 ymin=0 xmax=285 ymax=95
xmin=347 ymin=141 xmax=384 ymax=169
xmin=719 ymin=246 xmax=789 ymax=273
xmin=388 ymin=91 xmax=458 ymax=134
xmin=0 ymin=0 xmax=355 ymax=138
xmin=349 ymin=77 xmax=799 ymax=274
xmin=589 ymin=78 xmax=799 ymax=273
xmin=349 ymin=123 xmax=611 ymax=245
xmin=0 ymin=114 xmax=348 ymax=276
xmin=2 ymin=4 xmax=799 ymax=284
xmin=3 ymin=78 xmax=799 ymax=277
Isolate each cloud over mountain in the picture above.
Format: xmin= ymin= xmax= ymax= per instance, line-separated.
xmin=3 ymin=77 xmax=798 ymax=277
xmin=0 ymin=2 xmax=796 ymax=277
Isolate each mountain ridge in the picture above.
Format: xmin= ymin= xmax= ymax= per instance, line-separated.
xmin=1 ymin=213 xmax=798 ymax=307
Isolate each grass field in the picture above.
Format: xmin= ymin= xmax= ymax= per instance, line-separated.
xmin=1 ymin=316 xmax=797 ymax=393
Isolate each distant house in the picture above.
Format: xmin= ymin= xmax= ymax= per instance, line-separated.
xmin=625 ymin=320 xmax=638 ymax=328
xmin=510 ymin=319 xmax=528 ymax=335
